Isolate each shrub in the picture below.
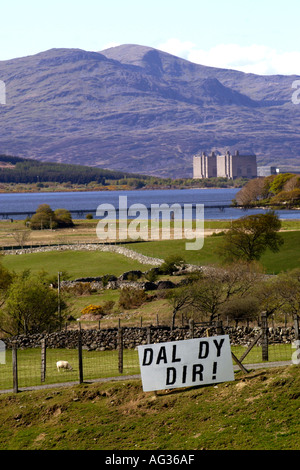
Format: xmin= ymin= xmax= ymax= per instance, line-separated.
xmin=62 ymin=282 xmax=92 ymax=296
xmin=102 ymin=300 xmax=115 ymax=314
xmin=160 ymin=255 xmax=186 ymax=275
xmin=54 ymin=208 xmax=74 ymax=227
xmin=145 ymin=268 xmax=159 ymax=282
xmin=81 ymin=304 xmax=105 ymax=316
xmin=118 ymin=287 xmax=148 ymax=309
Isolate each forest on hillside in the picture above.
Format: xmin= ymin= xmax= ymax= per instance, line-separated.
xmin=0 ymin=155 xmax=148 ymax=185
xmin=0 ymin=155 xmax=248 ymax=189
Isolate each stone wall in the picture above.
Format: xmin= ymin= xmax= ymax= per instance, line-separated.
xmin=3 ymin=324 xmax=296 ymax=351
xmin=2 ymin=243 xmax=164 ymax=266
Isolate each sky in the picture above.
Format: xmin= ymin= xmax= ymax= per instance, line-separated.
xmin=1 ymin=0 xmax=300 ymax=75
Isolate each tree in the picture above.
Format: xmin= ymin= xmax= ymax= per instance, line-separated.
xmin=270 ymin=189 xmax=300 ymax=207
xmin=283 ymin=175 xmax=300 ymax=192
xmin=220 ymin=211 xmax=284 ymax=262
xmin=0 ymin=271 xmax=65 ymax=335
xmin=275 ymin=269 xmax=300 ymax=318
xmin=167 ymin=286 xmax=195 ymax=329
xmin=269 ymin=173 xmax=295 ymax=195
xmin=30 ymin=204 xmax=56 ymax=230
xmin=0 ymin=259 xmax=13 ymax=308
xmin=234 ymin=178 xmax=267 ymax=206
xmin=54 ymin=208 xmax=74 ymax=228
xmin=190 ymin=262 xmax=262 ymax=323
xmin=29 ymin=204 xmax=73 ymax=230
xmin=254 ymin=276 xmax=287 ymax=319
xmin=220 ymin=295 xmax=259 ymax=326
xmin=10 ymin=229 xmax=31 ymax=248
xmin=168 ymin=261 xmax=263 ymax=327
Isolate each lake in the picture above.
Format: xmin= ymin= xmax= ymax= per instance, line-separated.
xmin=0 ymin=188 xmax=299 ymax=220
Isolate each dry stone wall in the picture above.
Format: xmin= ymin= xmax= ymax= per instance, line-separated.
xmin=2 ymin=243 xmax=164 ymax=266
xmin=3 ymin=325 xmax=296 ymax=351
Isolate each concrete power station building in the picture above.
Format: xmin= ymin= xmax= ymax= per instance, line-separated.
xmin=193 ymin=150 xmax=257 ymax=179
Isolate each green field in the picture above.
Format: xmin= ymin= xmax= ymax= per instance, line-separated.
xmin=1 ymin=250 xmax=153 ymax=279
xmin=0 ymin=365 xmax=299 ymax=450
xmin=0 ymin=222 xmax=299 ymax=450
xmin=2 ymin=230 xmax=300 ymax=278
xmin=121 ymin=230 xmax=300 ymax=274
xmin=0 ymin=348 xmax=140 ymax=391
xmin=0 ymin=344 xmax=293 ymax=392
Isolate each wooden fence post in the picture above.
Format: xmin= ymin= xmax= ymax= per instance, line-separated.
xmin=118 ymin=327 xmax=123 ymax=374
xmin=293 ymin=315 xmax=300 ymax=365
xmin=41 ymin=338 xmax=47 ymax=383
xmin=294 ymin=315 xmax=299 ymax=342
xmin=189 ymin=319 xmax=194 ymax=339
xmin=78 ymin=328 xmax=83 ymax=384
xmin=146 ymin=327 xmax=151 ymax=344
xmin=216 ymin=319 xmax=224 ymax=335
xmin=12 ymin=343 xmax=18 ymax=393
xmin=261 ymin=313 xmax=269 ymax=361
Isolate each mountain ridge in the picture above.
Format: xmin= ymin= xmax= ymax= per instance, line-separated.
xmin=0 ymin=44 xmax=299 ymax=178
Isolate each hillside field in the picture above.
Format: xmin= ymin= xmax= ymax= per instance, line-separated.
xmin=0 ymin=219 xmax=299 ymax=451
xmin=0 ymin=365 xmax=299 ymax=450
xmin=2 ymin=229 xmax=300 ymax=276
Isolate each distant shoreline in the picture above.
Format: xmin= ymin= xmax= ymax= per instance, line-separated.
xmin=0 ymin=184 xmax=241 ymax=195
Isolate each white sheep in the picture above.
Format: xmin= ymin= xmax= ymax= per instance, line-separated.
xmin=56 ymin=360 xmax=73 ymax=372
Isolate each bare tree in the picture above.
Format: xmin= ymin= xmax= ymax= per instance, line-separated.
xmin=168 ymin=261 xmax=263 ymax=326
xmin=275 ymin=269 xmax=300 ymax=318
xmin=234 ymin=178 xmax=266 ymax=206
xmin=11 ymin=229 xmax=31 ymax=248
xmin=255 ymin=277 xmax=287 ymax=319
xmin=191 ymin=263 xmax=262 ymax=323
xmin=168 ymin=286 xmax=195 ymax=329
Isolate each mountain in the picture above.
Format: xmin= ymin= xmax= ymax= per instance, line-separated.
xmin=0 ymin=44 xmax=299 ymax=178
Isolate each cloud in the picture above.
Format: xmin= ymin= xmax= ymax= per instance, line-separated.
xmin=158 ymin=39 xmax=300 ymax=75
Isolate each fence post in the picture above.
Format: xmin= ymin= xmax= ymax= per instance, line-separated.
xmin=118 ymin=327 xmax=123 ymax=374
xmin=216 ymin=319 xmax=224 ymax=335
xmin=78 ymin=328 xmax=83 ymax=384
xmin=146 ymin=326 xmax=151 ymax=344
xmin=12 ymin=343 xmax=18 ymax=393
xmin=261 ymin=313 xmax=269 ymax=361
xmin=41 ymin=338 xmax=47 ymax=383
xmin=294 ymin=315 xmax=299 ymax=342
xmin=189 ymin=319 xmax=194 ymax=339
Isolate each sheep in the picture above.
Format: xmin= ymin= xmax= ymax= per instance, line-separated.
xmin=56 ymin=360 xmax=73 ymax=372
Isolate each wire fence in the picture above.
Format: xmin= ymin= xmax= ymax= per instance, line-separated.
xmin=1 ymin=315 xmax=299 ymax=393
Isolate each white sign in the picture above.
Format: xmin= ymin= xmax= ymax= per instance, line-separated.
xmin=138 ymin=335 xmax=234 ymax=392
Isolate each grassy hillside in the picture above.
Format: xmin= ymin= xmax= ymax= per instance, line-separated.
xmin=1 ymin=250 xmax=153 ymax=280
xmin=2 ymin=225 xmax=300 ymax=277
xmin=122 ymin=230 xmax=300 ymax=274
xmin=0 ymin=365 xmax=299 ymax=450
